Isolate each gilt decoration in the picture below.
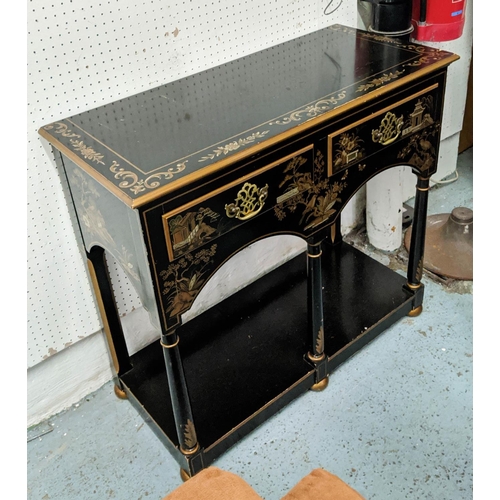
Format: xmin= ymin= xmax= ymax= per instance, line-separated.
xmin=397 ymin=122 xmax=441 ymax=172
xmin=198 ymin=131 xmax=270 ymax=163
xmin=70 ymin=168 xmax=141 ymax=282
xmin=183 ymin=419 xmax=198 ymax=450
xmin=168 ymin=208 xmax=221 ymax=260
xmin=274 ymin=150 xmax=347 ymax=230
xmin=333 ymin=132 xmax=365 ymax=169
xmin=160 ymin=245 xmax=218 ymax=318
xmin=43 ymin=122 xmax=187 ymax=197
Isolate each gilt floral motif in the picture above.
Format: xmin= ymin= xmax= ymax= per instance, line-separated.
xmin=43 ymin=122 xmax=188 ymax=196
xmin=333 ymin=132 xmax=364 ymax=169
xmin=183 ymin=419 xmax=198 ymax=449
xmin=198 ymin=131 xmax=270 ymax=162
xmin=279 ymin=155 xmax=314 ymax=194
xmin=274 ymin=150 xmax=347 ymax=230
xmin=416 ymin=257 xmax=424 ymax=282
xmin=270 ymin=91 xmax=347 ymax=126
xmin=357 ymin=71 xmax=405 ymax=92
xmin=316 ymin=326 xmax=324 ymax=354
xmin=160 ymin=245 xmax=218 ymax=317
xmin=43 ymin=122 xmax=81 ymax=138
xmin=109 ymin=161 xmax=187 ymax=195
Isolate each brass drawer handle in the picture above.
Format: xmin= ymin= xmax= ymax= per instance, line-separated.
xmin=372 ymin=111 xmax=404 ymax=146
xmin=225 ymin=182 xmax=269 ymax=220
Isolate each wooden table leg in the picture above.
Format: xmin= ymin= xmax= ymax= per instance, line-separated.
xmin=160 ymin=331 xmax=204 ymax=475
xmin=306 ymin=234 xmax=329 ymax=391
xmin=87 ymin=246 xmax=131 ymax=395
xmin=406 ymin=175 xmax=430 ymax=317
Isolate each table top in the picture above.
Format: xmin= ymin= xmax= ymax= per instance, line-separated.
xmin=39 ymin=24 xmax=458 ymax=208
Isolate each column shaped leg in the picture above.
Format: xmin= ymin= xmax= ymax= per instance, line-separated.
xmin=406 ymin=175 xmax=430 ymax=316
xmin=306 ymin=236 xmax=329 ymax=391
xmin=160 ymin=331 xmax=202 ymax=474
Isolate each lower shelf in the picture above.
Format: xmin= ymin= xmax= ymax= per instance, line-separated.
xmin=120 ymin=240 xmax=418 ymax=469
xmin=321 ymin=241 xmax=416 ymax=370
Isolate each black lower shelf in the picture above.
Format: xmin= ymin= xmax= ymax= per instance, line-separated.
xmin=322 ymin=241 xmax=415 ymax=369
xmin=120 ymin=240 xmax=417 ymax=467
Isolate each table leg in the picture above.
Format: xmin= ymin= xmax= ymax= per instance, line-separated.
xmin=406 ymin=175 xmax=430 ymax=316
xmin=306 ymin=235 xmax=329 ymax=391
xmin=87 ymin=246 xmax=131 ymax=396
xmin=160 ymin=331 xmax=203 ymax=474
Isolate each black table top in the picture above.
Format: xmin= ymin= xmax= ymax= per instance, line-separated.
xmin=39 ymin=24 xmax=458 ymax=207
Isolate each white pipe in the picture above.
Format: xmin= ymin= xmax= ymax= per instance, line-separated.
xmin=366 ymin=168 xmax=403 ymax=251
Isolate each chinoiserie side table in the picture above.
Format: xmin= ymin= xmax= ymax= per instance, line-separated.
xmin=39 ymin=24 xmax=458 ymax=478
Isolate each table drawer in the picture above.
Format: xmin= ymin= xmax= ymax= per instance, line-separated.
xmin=327 ymin=83 xmax=440 ymax=177
xmin=163 ymin=145 xmax=315 ymax=260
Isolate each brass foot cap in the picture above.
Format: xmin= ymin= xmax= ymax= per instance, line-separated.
xmin=408 ymin=305 xmax=423 ymax=317
xmin=113 ymin=384 xmax=127 ymax=400
xmin=180 ymin=468 xmax=191 ymax=482
xmin=310 ymin=377 xmax=329 ymax=392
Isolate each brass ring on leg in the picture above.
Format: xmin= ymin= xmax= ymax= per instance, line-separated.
xmin=180 ymin=443 xmax=200 ymax=456
xmin=307 ymin=352 xmax=325 ymax=363
xmin=160 ymin=337 xmax=180 ymax=349
xmin=307 ymin=251 xmax=323 ymax=258
xmin=406 ymin=282 xmax=422 ymax=290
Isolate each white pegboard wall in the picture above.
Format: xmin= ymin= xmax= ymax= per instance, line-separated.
xmin=27 ymin=0 xmax=357 ymax=368
xmin=27 ymin=144 xmax=100 ymax=366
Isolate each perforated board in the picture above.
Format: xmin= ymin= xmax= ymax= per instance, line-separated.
xmin=27 ymin=0 xmax=356 ymax=368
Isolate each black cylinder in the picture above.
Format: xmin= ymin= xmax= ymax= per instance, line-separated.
xmin=365 ymin=0 xmax=413 ymax=36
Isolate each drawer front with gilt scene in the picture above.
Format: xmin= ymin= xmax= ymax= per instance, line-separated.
xmin=162 ymin=145 xmax=315 ymax=261
xmin=327 ymin=82 xmax=442 ymax=177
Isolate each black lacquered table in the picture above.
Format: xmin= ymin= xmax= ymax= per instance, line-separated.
xmin=39 ymin=24 xmax=458 ymax=477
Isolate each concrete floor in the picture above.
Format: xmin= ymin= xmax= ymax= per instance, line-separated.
xmin=27 ymin=149 xmax=473 ymax=500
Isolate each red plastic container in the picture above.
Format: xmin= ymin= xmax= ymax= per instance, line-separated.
xmin=412 ymin=0 xmax=467 ymax=42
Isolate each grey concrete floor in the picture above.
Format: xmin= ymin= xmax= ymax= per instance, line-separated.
xmin=27 ymin=149 xmax=473 ymax=500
